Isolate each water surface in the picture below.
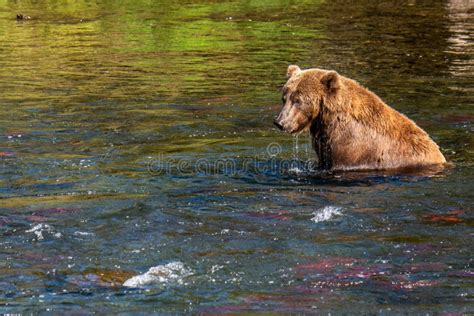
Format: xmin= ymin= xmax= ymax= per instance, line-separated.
xmin=0 ymin=0 xmax=473 ymax=313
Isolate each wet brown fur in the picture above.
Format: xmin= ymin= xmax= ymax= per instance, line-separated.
xmin=274 ymin=65 xmax=446 ymax=171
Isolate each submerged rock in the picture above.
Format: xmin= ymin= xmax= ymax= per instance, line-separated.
xmin=16 ymin=14 xmax=31 ymax=21
xmin=67 ymin=269 xmax=136 ymax=288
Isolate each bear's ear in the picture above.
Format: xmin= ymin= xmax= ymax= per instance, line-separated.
xmin=321 ymin=71 xmax=340 ymax=92
xmin=287 ymin=65 xmax=301 ymax=79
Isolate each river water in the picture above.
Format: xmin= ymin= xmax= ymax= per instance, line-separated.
xmin=0 ymin=0 xmax=473 ymax=313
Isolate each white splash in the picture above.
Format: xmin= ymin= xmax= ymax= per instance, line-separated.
xmin=26 ymin=223 xmax=62 ymax=240
xmin=210 ymin=264 xmax=224 ymax=274
xmin=288 ymin=166 xmax=305 ymax=175
xmin=123 ymin=261 xmax=193 ymax=288
xmin=310 ymin=206 xmax=343 ymax=223
xmin=73 ymin=231 xmax=95 ymax=237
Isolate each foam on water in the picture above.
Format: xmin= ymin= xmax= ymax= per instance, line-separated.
xmin=123 ymin=261 xmax=193 ymax=288
xmin=310 ymin=206 xmax=343 ymax=223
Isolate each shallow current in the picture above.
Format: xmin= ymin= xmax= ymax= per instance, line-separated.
xmin=0 ymin=0 xmax=473 ymax=313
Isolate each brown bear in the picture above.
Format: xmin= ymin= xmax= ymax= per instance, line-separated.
xmin=274 ymin=65 xmax=446 ymax=171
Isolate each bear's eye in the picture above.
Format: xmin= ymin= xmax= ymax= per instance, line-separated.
xmin=292 ymin=98 xmax=301 ymax=107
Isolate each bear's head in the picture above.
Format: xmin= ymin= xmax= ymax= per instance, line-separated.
xmin=274 ymin=65 xmax=341 ymax=134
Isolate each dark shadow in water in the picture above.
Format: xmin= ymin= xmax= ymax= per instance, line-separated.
xmin=235 ymin=158 xmax=450 ymax=187
xmin=147 ymin=155 xmax=451 ymax=187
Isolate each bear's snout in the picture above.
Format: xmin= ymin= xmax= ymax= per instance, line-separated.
xmin=273 ymin=119 xmax=284 ymax=131
xmin=274 ymin=112 xmax=302 ymax=134
xmin=274 ymin=114 xmax=298 ymax=134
